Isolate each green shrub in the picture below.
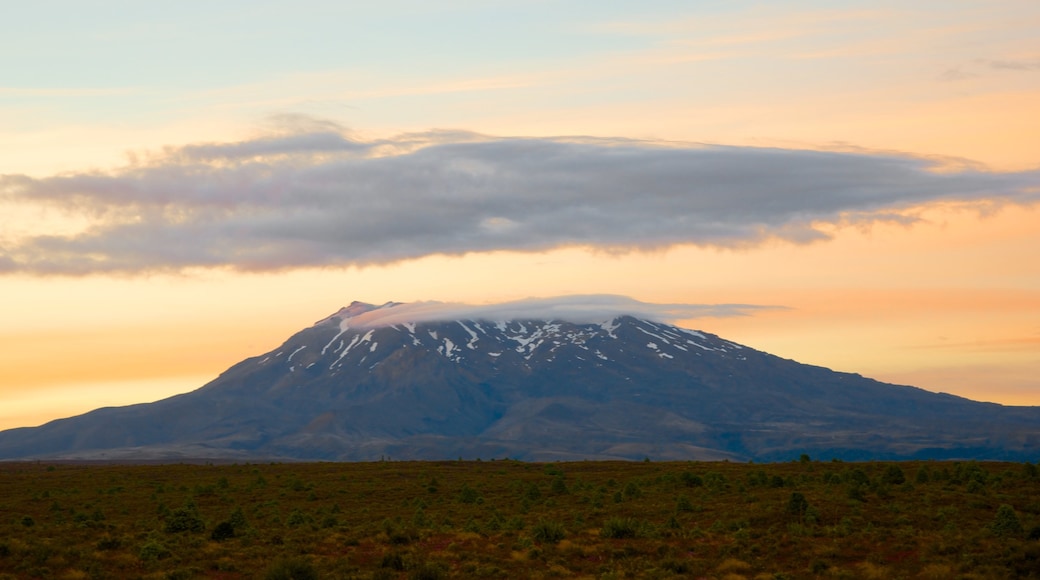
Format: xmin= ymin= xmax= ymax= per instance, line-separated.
xmin=990 ymin=504 xmax=1023 ymax=537
xmin=787 ymin=492 xmax=809 ymax=516
xmin=164 ymin=501 xmax=205 ymax=533
xmin=1022 ymin=462 xmax=1038 ymax=479
xmin=601 ymin=517 xmax=639 ymax=539
xmin=676 ymin=494 xmax=694 ymax=513
xmin=287 ymin=508 xmax=310 ymax=527
xmin=681 ymin=472 xmax=703 ymax=487
xmin=524 ymin=483 xmax=542 ymax=501
xmin=915 ymin=467 xmax=931 ymax=483
xmin=881 ymin=465 xmax=906 ymax=488
xmin=623 ymin=482 xmax=642 ymax=500
xmin=531 ymin=519 xmax=566 ymax=544
xmin=458 ymin=484 xmax=481 ymax=504
xmin=211 ymin=521 xmax=235 ymax=541
xmin=95 ymin=535 xmax=122 ymax=550
xmin=139 ymin=540 xmax=171 ymax=561
xmin=380 ymin=552 xmax=405 ymax=571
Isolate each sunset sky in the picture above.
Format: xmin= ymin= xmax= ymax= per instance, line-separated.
xmin=2 ymin=0 xmax=1039 ymax=431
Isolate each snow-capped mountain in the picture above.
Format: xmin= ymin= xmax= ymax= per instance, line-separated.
xmin=2 ymin=300 xmax=1040 ymax=461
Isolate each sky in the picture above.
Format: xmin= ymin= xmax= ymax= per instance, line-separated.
xmin=1 ymin=0 xmax=1039 ymax=430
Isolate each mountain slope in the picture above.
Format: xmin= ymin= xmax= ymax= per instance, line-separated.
xmin=2 ymin=301 xmax=1038 ymax=461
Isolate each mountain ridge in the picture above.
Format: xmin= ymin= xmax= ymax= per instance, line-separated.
xmin=1 ymin=301 xmax=1038 ymax=462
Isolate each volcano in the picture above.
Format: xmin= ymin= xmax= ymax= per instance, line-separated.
xmin=2 ymin=300 xmax=1038 ymax=462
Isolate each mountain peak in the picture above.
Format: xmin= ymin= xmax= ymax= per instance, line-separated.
xmin=3 ymin=298 xmax=1040 ymax=462
xmin=316 ymin=301 xmax=402 ymax=326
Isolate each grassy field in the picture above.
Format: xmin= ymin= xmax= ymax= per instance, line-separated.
xmin=1 ymin=457 xmax=1039 ymax=579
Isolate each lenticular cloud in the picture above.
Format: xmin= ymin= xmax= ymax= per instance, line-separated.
xmin=1 ymin=120 xmax=1037 ymax=275
xmin=328 ymin=295 xmax=779 ymax=328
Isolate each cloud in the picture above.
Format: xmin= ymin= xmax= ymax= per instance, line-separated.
xmin=329 ymin=295 xmax=781 ymax=329
xmin=1 ymin=119 xmax=1038 ymax=275
xmin=986 ymin=59 xmax=1040 ymax=71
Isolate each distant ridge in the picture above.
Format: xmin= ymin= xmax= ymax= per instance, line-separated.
xmin=2 ymin=300 xmax=1039 ymax=462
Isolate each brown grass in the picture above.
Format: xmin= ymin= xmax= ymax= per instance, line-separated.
xmin=0 ymin=459 xmax=1037 ymax=578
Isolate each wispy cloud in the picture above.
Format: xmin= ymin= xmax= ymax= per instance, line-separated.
xmin=1 ymin=118 xmax=1037 ymax=276
xmin=986 ymin=58 xmax=1040 ymax=71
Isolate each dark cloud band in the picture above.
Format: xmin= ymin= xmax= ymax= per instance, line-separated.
xmin=1 ymin=122 xmax=1037 ymax=275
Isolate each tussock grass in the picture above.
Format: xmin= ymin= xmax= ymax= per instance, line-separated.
xmin=0 ymin=458 xmax=1037 ymax=577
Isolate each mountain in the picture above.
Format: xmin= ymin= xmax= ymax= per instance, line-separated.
xmin=2 ymin=300 xmax=1039 ymax=462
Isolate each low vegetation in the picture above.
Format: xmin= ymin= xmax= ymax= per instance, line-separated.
xmin=1 ymin=458 xmax=1039 ymax=578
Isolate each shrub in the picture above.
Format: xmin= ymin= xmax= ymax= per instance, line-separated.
xmin=915 ymin=467 xmax=931 ymax=484
xmin=787 ymin=492 xmax=809 ymax=517
xmin=524 ymin=483 xmax=542 ymax=501
xmin=676 ymin=494 xmax=695 ymax=513
xmin=265 ymin=557 xmax=318 ymax=580
xmin=531 ymin=519 xmax=566 ymax=544
xmin=164 ymin=503 xmax=205 ymax=533
xmin=287 ymin=508 xmax=310 ymax=527
xmin=95 ymin=535 xmax=122 ymax=550
xmin=601 ymin=517 xmax=640 ymax=539
xmin=458 ymin=484 xmax=481 ymax=504
xmin=704 ymin=472 xmax=728 ymax=491
xmin=1022 ymin=462 xmax=1038 ymax=479
xmin=660 ymin=558 xmax=690 ymax=573
xmin=623 ymin=482 xmax=642 ymax=500
xmin=211 ymin=521 xmax=235 ymax=541
xmin=681 ymin=471 xmax=703 ymax=487
xmin=229 ymin=506 xmax=248 ymax=531
xmin=139 ymin=540 xmax=171 ymax=561
xmin=990 ymin=504 xmax=1023 ymax=537
xmin=882 ymin=465 xmax=906 ymax=485
xmin=380 ymin=552 xmax=405 ymax=571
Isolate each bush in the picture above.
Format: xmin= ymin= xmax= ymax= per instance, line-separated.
xmin=265 ymin=557 xmax=318 ymax=580
xmin=96 ymin=535 xmax=122 ymax=550
xmin=380 ymin=552 xmax=405 ymax=571
xmin=531 ymin=519 xmax=566 ymax=544
xmin=458 ymin=484 xmax=481 ymax=504
xmin=601 ymin=517 xmax=640 ymax=539
xmin=676 ymin=494 xmax=695 ymax=513
xmin=990 ymin=504 xmax=1023 ymax=537
xmin=287 ymin=508 xmax=310 ymax=527
xmin=211 ymin=521 xmax=235 ymax=541
xmin=164 ymin=502 xmax=205 ymax=533
xmin=138 ymin=540 xmax=171 ymax=561
xmin=524 ymin=483 xmax=542 ymax=501
xmin=882 ymin=465 xmax=906 ymax=485
xmin=681 ymin=471 xmax=703 ymax=487
xmin=787 ymin=492 xmax=809 ymax=516
xmin=623 ymin=482 xmax=642 ymax=500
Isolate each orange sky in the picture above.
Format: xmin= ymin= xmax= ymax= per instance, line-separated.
xmin=1 ymin=1 xmax=1039 ymax=430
